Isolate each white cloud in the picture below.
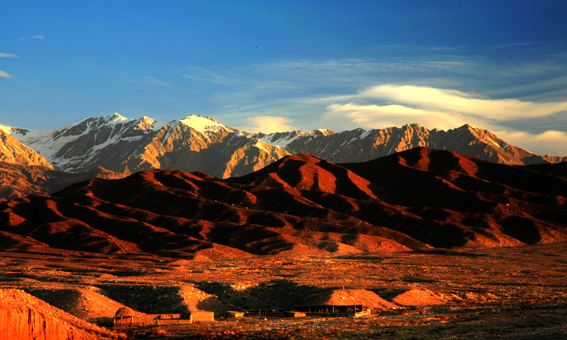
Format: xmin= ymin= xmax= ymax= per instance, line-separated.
xmin=33 ymin=35 xmax=45 ymax=40
xmin=323 ymin=84 xmax=567 ymax=121
xmin=495 ymin=130 xmax=567 ymax=156
xmin=239 ymin=116 xmax=296 ymax=133
xmin=0 ymin=70 xmax=12 ymax=78
xmin=322 ymin=103 xmax=468 ymax=131
xmin=0 ymin=53 xmax=18 ymax=58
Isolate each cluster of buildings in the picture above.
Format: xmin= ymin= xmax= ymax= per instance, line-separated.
xmin=113 ymin=307 xmax=214 ymax=327
xmin=113 ymin=304 xmax=371 ymax=328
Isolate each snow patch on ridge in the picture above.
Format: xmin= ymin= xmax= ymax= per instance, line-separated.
xmin=259 ymin=134 xmax=300 ymax=148
xmin=254 ymin=140 xmax=270 ymax=153
xmin=359 ymin=129 xmax=371 ymax=139
xmin=152 ymin=121 xmax=167 ymax=131
xmin=487 ymin=138 xmax=501 ymax=149
xmin=0 ymin=124 xmax=12 ymax=135
xmin=107 ymin=113 xmax=132 ymax=124
xmin=259 ymin=129 xmax=335 ymax=148
xmin=179 ymin=115 xmax=228 ymax=135
xmin=11 ymin=128 xmax=81 ymax=163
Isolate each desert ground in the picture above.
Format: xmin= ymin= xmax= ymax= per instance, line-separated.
xmin=1 ymin=242 xmax=566 ymax=339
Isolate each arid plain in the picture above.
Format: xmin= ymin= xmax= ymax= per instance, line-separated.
xmin=1 ymin=244 xmax=567 ymax=339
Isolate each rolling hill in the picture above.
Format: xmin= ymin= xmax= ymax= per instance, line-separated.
xmin=2 ymin=147 xmax=566 ymax=258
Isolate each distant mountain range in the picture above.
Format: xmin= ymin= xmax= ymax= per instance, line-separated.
xmin=1 ymin=113 xmax=566 ymax=200
xmin=2 ymin=147 xmax=567 ymax=257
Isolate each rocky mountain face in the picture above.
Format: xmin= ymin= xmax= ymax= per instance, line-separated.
xmin=1 ymin=113 xmax=566 ymax=201
xmin=0 ymin=128 xmax=53 ymax=168
xmin=8 ymin=114 xmax=567 ymax=178
xmin=0 ymin=129 xmax=126 ymax=202
xmin=2 ymin=148 xmax=567 ymax=258
xmin=9 ymin=114 xmax=291 ymax=178
xmin=284 ymin=123 xmax=567 ymax=165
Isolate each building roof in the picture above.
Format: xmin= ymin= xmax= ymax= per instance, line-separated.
xmin=114 ymin=306 xmax=140 ymax=317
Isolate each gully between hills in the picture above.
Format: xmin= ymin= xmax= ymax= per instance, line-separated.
xmin=2 ymin=147 xmax=567 ymax=258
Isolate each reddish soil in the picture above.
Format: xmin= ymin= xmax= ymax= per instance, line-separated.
xmin=0 ymin=289 xmax=116 ymax=339
xmin=0 ymin=244 xmax=566 ymax=339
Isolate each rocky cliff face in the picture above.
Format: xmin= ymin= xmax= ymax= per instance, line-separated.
xmin=0 ymin=289 xmax=116 ymax=340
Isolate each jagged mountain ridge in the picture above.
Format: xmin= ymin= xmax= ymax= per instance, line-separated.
xmin=284 ymin=123 xmax=566 ymax=166
xmin=2 ymin=113 xmax=567 ymax=201
xmin=7 ymin=114 xmax=292 ymax=177
xmin=6 ymin=114 xmax=566 ymax=180
xmin=2 ymin=147 xmax=567 ymax=258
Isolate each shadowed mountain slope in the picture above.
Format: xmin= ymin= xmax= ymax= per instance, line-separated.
xmin=1 ymin=148 xmax=566 ymax=258
xmin=0 ymin=162 xmax=128 ymax=202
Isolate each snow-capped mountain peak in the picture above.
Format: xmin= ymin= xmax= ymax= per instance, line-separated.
xmin=135 ymin=116 xmax=165 ymax=131
xmin=314 ymin=129 xmax=335 ymax=136
xmin=107 ymin=112 xmax=131 ymax=124
xmin=178 ymin=115 xmax=230 ymax=135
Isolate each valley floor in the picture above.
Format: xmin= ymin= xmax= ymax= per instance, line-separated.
xmin=1 ymin=243 xmax=566 ymax=339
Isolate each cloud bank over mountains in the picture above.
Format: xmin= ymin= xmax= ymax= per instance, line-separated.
xmin=313 ymin=84 xmax=567 ymax=156
xmin=221 ymin=78 xmax=567 ymax=156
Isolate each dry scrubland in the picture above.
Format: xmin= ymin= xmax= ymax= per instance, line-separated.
xmin=1 ymin=243 xmax=567 ymax=339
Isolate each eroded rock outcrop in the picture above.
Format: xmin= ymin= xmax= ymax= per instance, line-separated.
xmin=0 ymin=289 xmax=117 ymax=340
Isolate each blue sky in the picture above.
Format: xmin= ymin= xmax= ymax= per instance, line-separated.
xmin=1 ymin=1 xmax=567 ymax=155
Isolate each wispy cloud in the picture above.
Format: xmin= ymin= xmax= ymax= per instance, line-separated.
xmin=486 ymin=75 xmax=567 ymax=100
xmin=33 ymin=35 xmax=45 ymax=40
xmin=126 ymin=76 xmax=172 ymax=86
xmin=487 ymin=42 xmax=535 ymax=49
xmin=0 ymin=70 xmax=12 ymax=78
xmin=372 ymin=43 xmax=471 ymax=52
xmin=144 ymin=76 xmax=172 ymax=86
xmin=0 ymin=53 xmax=18 ymax=58
xmin=256 ymin=58 xmax=472 ymax=81
xmin=180 ymin=66 xmax=234 ymax=85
